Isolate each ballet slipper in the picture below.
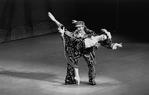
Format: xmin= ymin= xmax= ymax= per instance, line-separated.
xmin=74 ymin=68 xmax=80 ymax=85
xmin=74 ymin=76 xmax=80 ymax=85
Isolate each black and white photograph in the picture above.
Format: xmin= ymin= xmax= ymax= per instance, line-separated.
xmin=0 ymin=0 xmax=148 ymax=95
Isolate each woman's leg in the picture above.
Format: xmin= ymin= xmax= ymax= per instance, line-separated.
xmin=74 ymin=67 xmax=80 ymax=85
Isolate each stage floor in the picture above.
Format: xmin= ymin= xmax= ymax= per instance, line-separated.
xmin=0 ymin=33 xmax=149 ymax=95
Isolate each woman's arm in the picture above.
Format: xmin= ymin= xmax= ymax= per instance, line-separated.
xmin=100 ymin=37 xmax=122 ymax=49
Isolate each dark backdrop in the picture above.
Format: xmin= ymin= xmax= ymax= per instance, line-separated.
xmin=0 ymin=0 xmax=148 ymax=40
xmin=75 ymin=0 xmax=149 ymax=39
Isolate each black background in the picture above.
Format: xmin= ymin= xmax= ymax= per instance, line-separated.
xmin=0 ymin=0 xmax=148 ymax=40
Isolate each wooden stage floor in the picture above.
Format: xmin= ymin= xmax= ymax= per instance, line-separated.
xmin=0 ymin=33 xmax=149 ymax=95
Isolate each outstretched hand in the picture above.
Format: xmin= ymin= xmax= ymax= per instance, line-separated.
xmin=112 ymin=43 xmax=122 ymax=50
xmin=58 ymin=27 xmax=65 ymax=34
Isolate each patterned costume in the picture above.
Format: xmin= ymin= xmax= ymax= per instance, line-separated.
xmin=47 ymin=12 xmax=122 ymax=85
xmin=60 ymin=26 xmax=114 ymax=85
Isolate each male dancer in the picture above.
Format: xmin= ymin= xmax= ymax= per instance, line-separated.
xmin=48 ymin=12 xmax=122 ymax=85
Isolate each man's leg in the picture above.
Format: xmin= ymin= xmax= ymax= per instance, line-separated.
xmin=64 ymin=51 xmax=80 ymax=85
xmin=65 ymin=62 xmax=76 ymax=84
xmin=83 ymin=53 xmax=96 ymax=85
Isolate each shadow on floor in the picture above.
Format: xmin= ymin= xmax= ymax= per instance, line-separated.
xmin=0 ymin=68 xmax=58 ymax=82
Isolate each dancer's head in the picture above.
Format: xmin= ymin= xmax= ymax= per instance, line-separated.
xmin=72 ymin=20 xmax=85 ymax=28
xmin=100 ymin=29 xmax=112 ymax=39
